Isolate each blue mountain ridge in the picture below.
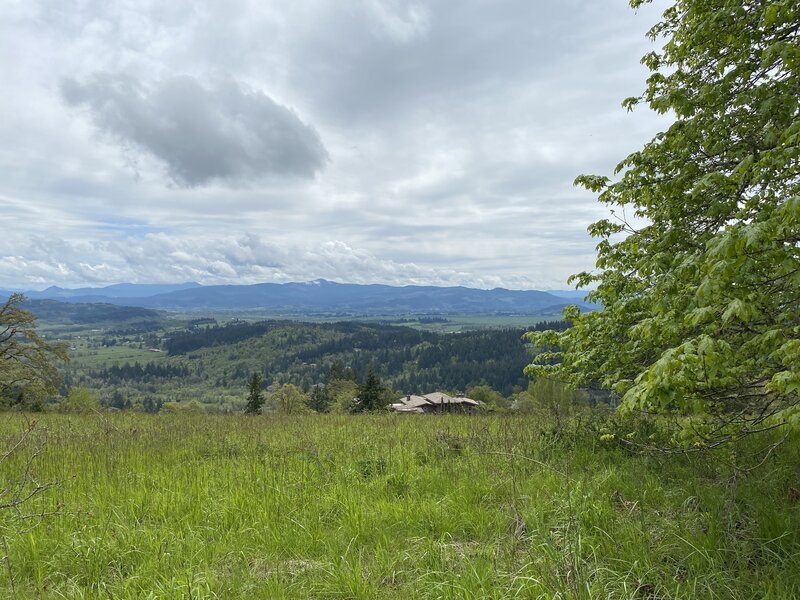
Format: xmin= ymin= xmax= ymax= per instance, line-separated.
xmin=6 ymin=279 xmax=592 ymax=314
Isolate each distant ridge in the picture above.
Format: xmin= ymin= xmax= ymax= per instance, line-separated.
xmin=22 ymin=282 xmax=201 ymax=299
xmin=7 ymin=280 xmax=591 ymax=315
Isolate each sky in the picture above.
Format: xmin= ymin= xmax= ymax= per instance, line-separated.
xmin=0 ymin=0 xmax=671 ymax=291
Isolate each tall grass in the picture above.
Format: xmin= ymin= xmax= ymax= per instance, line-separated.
xmin=0 ymin=411 xmax=797 ymax=598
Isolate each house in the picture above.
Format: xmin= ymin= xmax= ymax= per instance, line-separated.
xmin=389 ymin=395 xmax=430 ymax=413
xmin=390 ymin=392 xmax=481 ymax=414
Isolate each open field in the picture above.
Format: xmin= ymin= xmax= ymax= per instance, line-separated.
xmin=1 ymin=411 xmax=798 ymax=599
xmin=158 ymin=313 xmax=563 ymax=333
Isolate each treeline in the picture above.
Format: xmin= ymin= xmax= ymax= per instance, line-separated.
xmin=92 ymin=362 xmax=191 ymax=384
xmin=163 ymin=319 xmax=570 ymax=396
xmin=21 ymin=299 xmax=162 ymax=325
xmin=165 ymin=321 xmax=284 ymax=354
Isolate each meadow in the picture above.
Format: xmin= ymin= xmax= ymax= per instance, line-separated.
xmin=1 ymin=411 xmax=798 ymax=599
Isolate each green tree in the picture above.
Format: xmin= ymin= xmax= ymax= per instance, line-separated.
xmin=244 ymin=372 xmax=265 ymax=415
xmin=269 ymin=383 xmax=310 ymax=415
xmin=327 ymin=361 xmax=357 ymax=383
xmin=110 ymin=389 xmax=131 ymax=410
xmin=60 ymin=386 xmax=99 ymax=413
xmin=527 ymin=0 xmax=800 ymax=443
xmin=306 ymin=384 xmax=332 ymax=413
xmin=466 ymin=384 xmax=509 ymax=410
xmin=514 ymin=377 xmax=585 ymax=426
xmin=354 ymin=365 xmax=385 ymax=412
xmin=328 ymin=379 xmax=360 ymax=414
xmin=0 ymin=294 xmax=68 ymax=409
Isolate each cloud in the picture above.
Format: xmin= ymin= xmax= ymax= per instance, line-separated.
xmin=0 ymin=0 xmax=673 ymax=290
xmin=60 ymin=74 xmax=328 ymax=186
xmin=0 ymin=233 xmax=559 ymax=290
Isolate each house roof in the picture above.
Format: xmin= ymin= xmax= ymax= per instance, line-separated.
xmin=399 ymin=395 xmax=434 ymax=409
xmin=454 ymin=396 xmax=480 ymax=406
xmin=422 ymin=392 xmax=453 ymax=405
xmin=390 ymin=391 xmax=482 ymax=411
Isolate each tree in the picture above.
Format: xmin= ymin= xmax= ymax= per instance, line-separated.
xmin=0 ymin=294 xmax=68 ymax=408
xmin=327 ymin=361 xmax=357 ymax=384
xmin=306 ymin=384 xmax=332 ymax=413
xmin=514 ymin=377 xmax=585 ymax=426
xmin=59 ymin=386 xmax=100 ymax=413
xmin=466 ymin=384 xmax=509 ymax=410
xmin=527 ymin=0 xmax=800 ymax=445
xmin=110 ymin=389 xmax=131 ymax=410
xmin=328 ymin=378 xmax=360 ymax=414
xmin=142 ymin=396 xmax=163 ymax=414
xmin=269 ymin=383 xmax=310 ymax=415
xmin=354 ymin=365 xmax=385 ymax=412
xmin=244 ymin=372 xmax=265 ymax=415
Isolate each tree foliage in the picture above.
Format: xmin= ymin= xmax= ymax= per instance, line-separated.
xmin=354 ymin=365 xmax=386 ymax=412
xmin=59 ymin=386 xmax=100 ymax=413
xmin=0 ymin=294 xmax=68 ymax=408
xmin=269 ymin=383 xmax=310 ymax=415
xmin=527 ymin=0 xmax=800 ymax=442
xmin=465 ymin=384 xmax=509 ymax=410
xmin=243 ymin=372 xmax=265 ymax=415
xmin=307 ymin=385 xmax=332 ymax=413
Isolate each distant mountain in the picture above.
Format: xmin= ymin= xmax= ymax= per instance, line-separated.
xmin=23 ymin=282 xmax=201 ymax=300
xmin=13 ymin=279 xmax=591 ymax=314
xmin=546 ymin=289 xmax=601 ymax=309
xmin=546 ymin=290 xmax=589 ymax=301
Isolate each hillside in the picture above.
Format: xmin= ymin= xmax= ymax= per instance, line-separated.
xmin=62 ymin=319 xmax=569 ymax=408
xmin=20 ymin=298 xmax=164 ymax=326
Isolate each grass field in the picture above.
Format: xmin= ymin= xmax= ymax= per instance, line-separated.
xmin=0 ymin=411 xmax=798 ymax=599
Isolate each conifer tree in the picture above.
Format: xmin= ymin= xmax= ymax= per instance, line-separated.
xmin=244 ymin=372 xmax=264 ymax=415
xmin=355 ymin=365 xmax=385 ymax=412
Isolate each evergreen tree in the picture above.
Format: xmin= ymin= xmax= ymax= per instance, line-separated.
xmin=307 ymin=385 xmax=332 ymax=413
xmin=110 ymin=390 xmax=131 ymax=410
xmin=327 ymin=361 xmax=346 ymax=383
xmin=244 ymin=372 xmax=265 ymax=415
xmin=355 ymin=365 xmax=385 ymax=412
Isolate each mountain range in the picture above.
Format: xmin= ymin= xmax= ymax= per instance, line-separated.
xmin=2 ymin=280 xmax=592 ymax=314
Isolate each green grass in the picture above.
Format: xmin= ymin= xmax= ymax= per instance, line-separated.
xmin=164 ymin=312 xmax=562 ymax=332
xmin=0 ymin=412 xmax=798 ymax=598
xmin=405 ymin=315 xmax=562 ymax=333
xmin=68 ymin=344 xmax=169 ymax=370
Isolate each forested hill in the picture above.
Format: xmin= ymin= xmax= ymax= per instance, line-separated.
xmin=20 ymin=299 xmax=163 ymax=326
xmin=156 ymin=319 xmax=570 ymax=397
xmin=65 ymin=319 xmax=570 ymax=405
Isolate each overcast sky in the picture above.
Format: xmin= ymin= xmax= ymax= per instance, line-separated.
xmin=1 ymin=0 xmax=670 ymax=291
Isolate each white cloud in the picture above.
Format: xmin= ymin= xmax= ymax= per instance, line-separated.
xmin=0 ymin=233 xmax=560 ymax=290
xmin=0 ymin=0 xmax=672 ymax=290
